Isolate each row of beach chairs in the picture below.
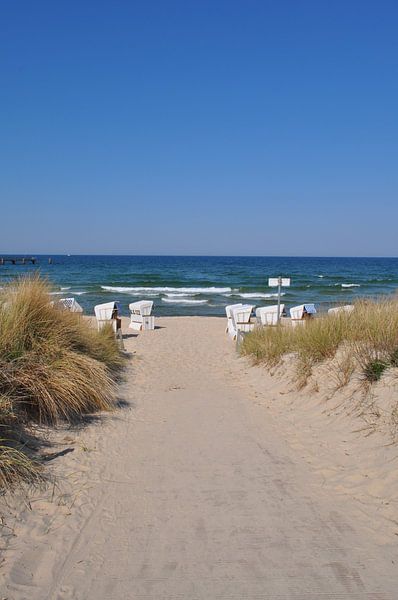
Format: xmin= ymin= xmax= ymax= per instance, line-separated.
xmin=94 ymin=300 xmax=155 ymax=332
xmin=226 ymin=302 xmax=355 ymax=340
xmin=55 ymin=296 xmax=354 ymax=343
xmin=54 ymin=298 xmax=155 ymax=332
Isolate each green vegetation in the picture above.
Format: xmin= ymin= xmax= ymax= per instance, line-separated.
xmin=0 ymin=276 xmax=124 ymax=490
xmin=363 ymin=360 xmax=388 ymax=382
xmin=241 ymin=300 xmax=398 ymax=386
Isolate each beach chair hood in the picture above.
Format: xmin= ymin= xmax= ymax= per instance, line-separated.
xmin=256 ymin=304 xmax=285 ymax=325
xmin=58 ymin=297 xmax=83 ymax=313
xmin=328 ymin=304 xmax=354 ymax=315
xmin=228 ymin=304 xmax=254 ymax=339
xmin=303 ymin=303 xmax=316 ymax=314
xmin=225 ymin=303 xmax=243 ymax=319
xmin=95 ymin=301 xmax=119 ymax=321
xmin=290 ymin=304 xmax=317 ymax=320
xmin=226 ymin=303 xmax=254 ymax=339
xmin=129 ymin=300 xmax=154 ymax=316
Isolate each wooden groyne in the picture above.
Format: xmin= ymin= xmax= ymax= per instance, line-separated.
xmin=0 ymin=257 xmax=37 ymax=265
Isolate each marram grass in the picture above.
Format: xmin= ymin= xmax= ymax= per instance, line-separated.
xmin=241 ymin=299 xmax=398 ymax=386
xmin=0 ymin=441 xmax=43 ymax=490
xmin=0 ymin=275 xmax=124 ymax=490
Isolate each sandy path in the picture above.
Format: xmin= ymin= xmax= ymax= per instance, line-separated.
xmin=1 ymin=317 xmax=397 ymax=599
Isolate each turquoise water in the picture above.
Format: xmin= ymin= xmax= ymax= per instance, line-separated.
xmin=1 ymin=255 xmax=397 ymax=316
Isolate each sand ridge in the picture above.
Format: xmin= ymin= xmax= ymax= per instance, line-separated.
xmin=1 ymin=316 xmax=397 ymax=599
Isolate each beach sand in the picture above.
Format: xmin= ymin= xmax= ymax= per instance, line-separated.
xmin=1 ymin=316 xmax=397 ymax=598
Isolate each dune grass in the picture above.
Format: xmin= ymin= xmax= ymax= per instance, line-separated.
xmin=241 ymin=299 xmax=398 ymax=386
xmin=0 ymin=275 xmax=124 ymax=490
xmin=240 ymin=325 xmax=295 ymax=368
xmin=0 ymin=440 xmax=43 ymax=490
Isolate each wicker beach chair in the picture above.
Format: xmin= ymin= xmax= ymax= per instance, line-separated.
xmin=328 ymin=305 xmax=355 ymax=315
xmin=290 ymin=303 xmax=317 ymax=326
xmin=94 ymin=301 xmax=121 ymax=332
xmin=58 ymin=297 xmax=83 ymax=313
xmin=256 ymin=304 xmax=285 ymax=326
xmin=129 ymin=300 xmax=154 ymax=331
xmin=226 ymin=304 xmax=254 ymax=339
xmin=225 ymin=303 xmax=243 ymax=336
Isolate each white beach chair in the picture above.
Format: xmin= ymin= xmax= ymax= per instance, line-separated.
xmin=256 ymin=304 xmax=285 ymax=326
xmin=290 ymin=303 xmax=317 ymax=327
xmin=58 ymin=297 xmax=83 ymax=313
xmin=129 ymin=300 xmax=154 ymax=331
xmin=328 ymin=305 xmax=355 ymax=316
xmin=225 ymin=303 xmax=243 ymax=336
xmin=228 ymin=304 xmax=254 ymax=339
xmin=94 ymin=301 xmax=120 ymax=332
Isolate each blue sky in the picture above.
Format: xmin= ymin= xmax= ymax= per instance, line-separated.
xmin=1 ymin=1 xmax=397 ymax=256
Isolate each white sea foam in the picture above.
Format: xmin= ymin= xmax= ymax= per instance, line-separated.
xmin=131 ymin=292 xmax=160 ymax=297
xmin=341 ymin=283 xmax=360 ymax=288
xmin=240 ymin=292 xmax=285 ymax=299
xmin=162 ymin=297 xmax=208 ymax=305
xmin=317 ymin=275 xmax=324 ymax=278
xmin=224 ymin=292 xmax=285 ymax=299
xmin=101 ymin=286 xmax=231 ymax=294
xmin=165 ymin=292 xmax=200 ymax=298
xmin=61 ymin=286 xmax=71 ymax=291
xmin=114 ymin=291 xmax=160 ymax=297
xmin=50 ymin=290 xmax=87 ymax=296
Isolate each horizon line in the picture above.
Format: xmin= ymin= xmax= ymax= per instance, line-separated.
xmin=1 ymin=253 xmax=398 ymax=259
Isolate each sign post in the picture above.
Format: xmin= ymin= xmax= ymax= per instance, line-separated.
xmin=268 ymin=277 xmax=291 ymax=324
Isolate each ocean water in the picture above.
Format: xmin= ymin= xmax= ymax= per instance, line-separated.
xmin=0 ymin=255 xmax=397 ymax=317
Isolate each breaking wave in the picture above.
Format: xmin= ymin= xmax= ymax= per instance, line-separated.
xmin=162 ymin=298 xmax=208 ymax=305
xmin=165 ymin=292 xmax=200 ymax=298
xmin=224 ymin=292 xmax=286 ymax=299
xmin=101 ymin=286 xmax=232 ymax=294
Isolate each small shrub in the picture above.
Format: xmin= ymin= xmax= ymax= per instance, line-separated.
xmin=363 ymin=360 xmax=388 ymax=382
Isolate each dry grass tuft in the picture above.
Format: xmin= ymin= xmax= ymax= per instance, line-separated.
xmin=0 ymin=441 xmax=42 ymax=490
xmin=1 ymin=351 xmax=115 ymax=423
xmin=330 ymin=348 xmax=356 ymax=391
xmin=240 ymin=325 xmax=294 ymax=367
xmin=0 ymin=275 xmax=124 ymax=489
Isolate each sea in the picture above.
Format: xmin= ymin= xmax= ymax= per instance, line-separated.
xmin=0 ymin=255 xmax=397 ymax=317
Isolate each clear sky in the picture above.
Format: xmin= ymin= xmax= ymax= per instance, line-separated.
xmin=1 ymin=1 xmax=397 ymax=256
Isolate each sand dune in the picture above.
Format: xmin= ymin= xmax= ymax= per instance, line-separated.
xmin=1 ymin=317 xmax=397 ymax=598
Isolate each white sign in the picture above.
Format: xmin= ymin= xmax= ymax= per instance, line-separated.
xmin=268 ymin=277 xmax=291 ymax=287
